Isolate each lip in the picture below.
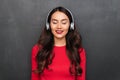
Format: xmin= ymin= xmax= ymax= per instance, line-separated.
xmin=55 ymin=30 xmax=63 ymax=34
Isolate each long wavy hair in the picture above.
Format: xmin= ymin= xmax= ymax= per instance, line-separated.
xmin=34 ymin=6 xmax=83 ymax=79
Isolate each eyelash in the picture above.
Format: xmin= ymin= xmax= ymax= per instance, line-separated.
xmin=62 ymin=22 xmax=67 ymax=24
xmin=52 ymin=22 xmax=67 ymax=24
xmin=53 ymin=22 xmax=57 ymax=24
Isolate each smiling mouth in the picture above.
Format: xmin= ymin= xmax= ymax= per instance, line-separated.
xmin=55 ymin=30 xmax=63 ymax=34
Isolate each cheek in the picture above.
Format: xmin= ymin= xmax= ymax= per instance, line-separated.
xmin=50 ymin=24 xmax=56 ymax=31
xmin=64 ymin=29 xmax=69 ymax=35
xmin=63 ymin=25 xmax=69 ymax=31
xmin=63 ymin=27 xmax=69 ymax=35
xmin=50 ymin=26 xmax=56 ymax=35
xmin=51 ymin=28 xmax=55 ymax=35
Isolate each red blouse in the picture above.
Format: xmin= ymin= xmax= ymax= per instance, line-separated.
xmin=31 ymin=44 xmax=86 ymax=80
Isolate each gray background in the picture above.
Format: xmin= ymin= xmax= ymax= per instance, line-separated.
xmin=0 ymin=0 xmax=120 ymax=80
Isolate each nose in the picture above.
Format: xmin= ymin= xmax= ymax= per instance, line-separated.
xmin=57 ymin=22 xmax=61 ymax=29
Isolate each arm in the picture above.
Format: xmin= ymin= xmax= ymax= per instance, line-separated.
xmin=31 ymin=44 xmax=40 ymax=80
xmin=78 ymin=48 xmax=86 ymax=80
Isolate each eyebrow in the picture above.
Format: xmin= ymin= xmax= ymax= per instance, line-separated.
xmin=51 ymin=19 xmax=58 ymax=21
xmin=51 ymin=19 xmax=68 ymax=21
xmin=61 ymin=19 xmax=68 ymax=21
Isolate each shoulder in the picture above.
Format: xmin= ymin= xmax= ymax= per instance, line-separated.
xmin=78 ymin=47 xmax=86 ymax=57
xmin=32 ymin=43 xmax=43 ymax=50
xmin=31 ymin=44 xmax=42 ymax=57
xmin=32 ymin=44 xmax=40 ymax=50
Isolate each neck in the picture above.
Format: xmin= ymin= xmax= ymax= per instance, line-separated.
xmin=54 ymin=37 xmax=66 ymax=46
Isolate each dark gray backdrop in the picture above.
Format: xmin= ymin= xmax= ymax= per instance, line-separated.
xmin=0 ymin=0 xmax=120 ymax=80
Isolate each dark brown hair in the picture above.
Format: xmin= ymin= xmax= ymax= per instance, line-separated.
xmin=34 ymin=6 xmax=83 ymax=79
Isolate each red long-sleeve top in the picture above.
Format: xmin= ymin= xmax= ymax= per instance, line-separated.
xmin=31 ymin=44 xmax=86 ymax=80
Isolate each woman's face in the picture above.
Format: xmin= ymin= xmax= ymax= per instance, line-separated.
xmin=50 ymin=11 xmax=70 ymax=40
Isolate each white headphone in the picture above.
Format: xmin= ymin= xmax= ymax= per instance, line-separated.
xmin=46 ymin=7 xmax=74 ymax=30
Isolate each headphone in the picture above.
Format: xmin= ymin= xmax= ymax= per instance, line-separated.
xmin=46 ymin=7 xmax=75 ymax=30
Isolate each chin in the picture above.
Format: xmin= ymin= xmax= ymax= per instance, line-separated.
xmin=55 ymin=35 xmax=65 ymax=39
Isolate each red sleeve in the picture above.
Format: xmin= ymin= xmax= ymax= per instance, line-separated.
xmin=78 ymin=48 xmax=86 ymax=80
xmin=31 ymin=44 xmax=40 ymax=80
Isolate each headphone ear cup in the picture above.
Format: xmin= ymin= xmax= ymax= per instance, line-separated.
xmin=46 ymin=23 xmax=50 ymax=30
xmin=70 ymin=22 xmax=74 ymax=30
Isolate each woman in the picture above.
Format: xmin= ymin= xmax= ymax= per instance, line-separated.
xmin=31 ymin=6 xmax=86 ymax=80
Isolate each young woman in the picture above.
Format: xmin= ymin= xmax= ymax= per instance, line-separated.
xmin=31 ymin=6 xmax=86 ymax=80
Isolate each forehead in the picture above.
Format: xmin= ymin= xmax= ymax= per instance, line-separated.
xmin=51 ymin=11 xmax=69 ymax=20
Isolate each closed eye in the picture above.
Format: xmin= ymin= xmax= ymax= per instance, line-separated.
xmin=61 ymin=20 xmax=67 ymax=24
xmin=62 ymin=22 xmax=67 ymax=24
xmin=52 ymin=21 xmax=57 ymax=24
xmin=51 ymin=19 xmax=58 ymax=24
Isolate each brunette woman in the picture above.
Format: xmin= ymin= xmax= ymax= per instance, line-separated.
xmin=31 ymin=6 xmax=86 ymax=80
